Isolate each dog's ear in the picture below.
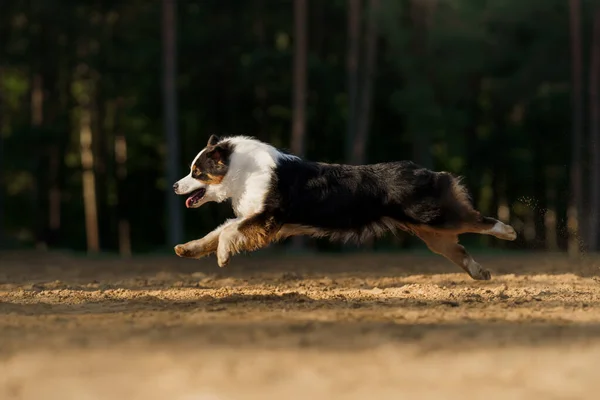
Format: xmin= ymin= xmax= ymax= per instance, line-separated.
xmin=207 ymin=134 xmax=220 ymax=147
xmin=206 ymin=144 xmax=231 ymax=166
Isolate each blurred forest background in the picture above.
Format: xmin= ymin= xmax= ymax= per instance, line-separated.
xmin=0 ymin=0 xmax=598 ymax=256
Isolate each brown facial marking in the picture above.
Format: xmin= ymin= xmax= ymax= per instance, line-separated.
xmin=191 ymin=140 xmax=234 ymax=185
xmin=203 ymin=173 xmax=224 ymax=185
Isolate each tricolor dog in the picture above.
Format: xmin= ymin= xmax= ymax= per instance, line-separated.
xmin=173 ymin=135 xmax=517 ymax=280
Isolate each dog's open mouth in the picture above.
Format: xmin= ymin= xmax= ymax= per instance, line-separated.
xmin=185 ymin=188 xmax=206 ymax=208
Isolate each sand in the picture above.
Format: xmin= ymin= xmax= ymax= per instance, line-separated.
xmin=1 ymin=250 xmax=599 ymax=400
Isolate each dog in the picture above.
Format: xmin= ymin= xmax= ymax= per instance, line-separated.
xmin=173 ymin=134 xmax=517 ymax=280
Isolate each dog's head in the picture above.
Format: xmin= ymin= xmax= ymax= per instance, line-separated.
xmin=173 ymin=134 xmax=233 ymax=208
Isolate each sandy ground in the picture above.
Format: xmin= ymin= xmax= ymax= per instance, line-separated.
xmin=1 ymin=249 xmax=600 ymax=400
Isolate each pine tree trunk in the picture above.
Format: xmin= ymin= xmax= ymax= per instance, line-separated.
xmin=254 ymin=0 xmax=269 ymax=142
xmin=545 ymin=167 xmax=559 ymax=251
xmin=409 ymin=0 xmax=437 ymax=169
xmin=291 ymin=0 xmax=308 ymax=158
xmin=351 ymin=0 xmax=379 ymax=165
xmin=568 ymin=0 xmax=584 ymax=256
xmin=31 ymin=73 xmax=46 ymax=250
xmin=588 ymin=6 xmax=600 ymax=252
xmin=48 ymin=145 xmax=61 ymax=238
xmin=162 ymin=0 xmax=184 ymax=247
xmin=78 ymin=78 xmax=100 ymax=254
xmin=93 ymin=82 xmax=109 ymax=251
xmin=345 ymin=0 xmax=361 ymax=162
xmin=114 ymin=100 xmax=131 ymax=257
xmin=0 ymin=67 xmax=3 ymax=248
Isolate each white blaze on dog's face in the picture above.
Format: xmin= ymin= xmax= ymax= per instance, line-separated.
xmin=173 ymin=134 xmax=233 ymax=208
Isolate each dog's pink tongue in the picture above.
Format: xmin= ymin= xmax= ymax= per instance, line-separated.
xmin=185 ymin=197 xmax=194 ymax=208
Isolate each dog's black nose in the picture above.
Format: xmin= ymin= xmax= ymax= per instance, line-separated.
xmin=173 ymin=182 xmax=179 ymax=192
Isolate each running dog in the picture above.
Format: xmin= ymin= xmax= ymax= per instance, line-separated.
xmin=173 ymin=135 xmax=517 ymax=280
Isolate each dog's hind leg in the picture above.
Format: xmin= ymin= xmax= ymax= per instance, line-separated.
xmin=216 ymin=214 xmax=280 ymax=267
xmin=438 ymin=174 xmax=517 ymax=241
xmin=415 ymin=230 xmax=491 ymax=281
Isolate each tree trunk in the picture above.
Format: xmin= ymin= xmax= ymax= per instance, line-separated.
xmin=345 ymin=0 xmax=361 ymax=162
xmin=0 ymin=68 xmax=3 ymax=248
xmin=31 ymin=73 xmax=46 ymax=250
xmin=254 ymin=0 xmax=269 ymax=142
xmin=568 ymin=0 xmax=584 ymax=257
xmin=545 ymin=167 xmax=559 ymax=251
xmin=291 ymin=0 xmax=308 ymax=158
xmin=588 ymin=6 xmax=600 ymax=252
xmin=92 ymin=81 xmax=110 ymax=251
xmin=48 ymin=145 xmax=61 ymax=239
xmin=409 ymin=0 xmax=437 ymax=169
xmin=290 ymin=0 xmax=309 ymax=250
xmin=351 ymin=0 xmax=379 ymax=165
xmin=114 ymin=100 xmax=131 ymax=257
xmin=162 ymin=0 xmax=184 ymax=247
xmin=78 ymin=78 xmax=100 ymax=254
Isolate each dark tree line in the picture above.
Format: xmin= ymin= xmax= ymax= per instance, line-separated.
xmin=0 ymin=0 xmax=598 ymax=255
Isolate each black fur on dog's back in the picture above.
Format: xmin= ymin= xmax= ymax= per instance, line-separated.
xmin=262 ymin=158 xmax=480 ymax=241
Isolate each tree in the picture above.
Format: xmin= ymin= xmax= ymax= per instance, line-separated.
xmin=114 ymin=99 xmax=131 ymax=257
xmin=346 ymin=0 xmax=361 ymax=163
xmin=291 ymin=0 xmax=308 ymax=158
xmin=589 ymin=5 xmax=600 ymax=251
xmin=30 ymin=73 xmax=45 ymax=249
xmin=409 ymin=0 xmax=438 ymax=169
xmin=162 ymin=0 xmax=183 ymax=248
xmin=568 ymin=0 xmax=584 ymax=256
xmin=0 ymin=67 xmax=3 ymax=248
xmin=77 ymin=76 xmax=100 ymax=254
xmin=351 ymin=0 xmax=379 ymax=165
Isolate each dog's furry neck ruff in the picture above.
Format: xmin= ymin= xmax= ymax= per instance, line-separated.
xmin=210 ymin=136 xmax=298 ymax=217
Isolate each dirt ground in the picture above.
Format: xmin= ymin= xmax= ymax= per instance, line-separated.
xmin=1 ymin=249 xmax=600 ymax=400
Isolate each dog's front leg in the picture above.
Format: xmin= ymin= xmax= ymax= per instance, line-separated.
xmin=174 ymin=218 xmax=240 ymax=259
xmin=216 ymin=214 xmax=279 ymax=267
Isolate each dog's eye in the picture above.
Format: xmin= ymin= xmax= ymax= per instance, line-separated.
xmin=193 ymin=170 xmax=209 ymax=181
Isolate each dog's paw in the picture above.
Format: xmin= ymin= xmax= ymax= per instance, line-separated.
xmin=217 ymin=252 xmax=230 ymax=268
xmin=465 ymin=259 xmax=492 ymax=281
xmin=503 ymin=225 xmax=517 ymax=241
xmin=216 ymin=244 xmax=230 ymax=267
xmin=466 ymin=260 xmax=491 ymax=281
xmin=471 ymin=268 xmax=491 ymax=281
xmin=490 ymin=222 xmax=517 ymax=241
xmin=174 ymin=244 xmax=190 ymax=257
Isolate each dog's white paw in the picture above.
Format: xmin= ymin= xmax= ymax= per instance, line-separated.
xmin=174 ymin=244 xmax=189 ymax=257
xmin=217 ymin=255 xmax=230 ymax=268
xmin=489 ymin=222 xmax=517 ymax=241
xmin=216 ymin=241 xmax=230 ymax=267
